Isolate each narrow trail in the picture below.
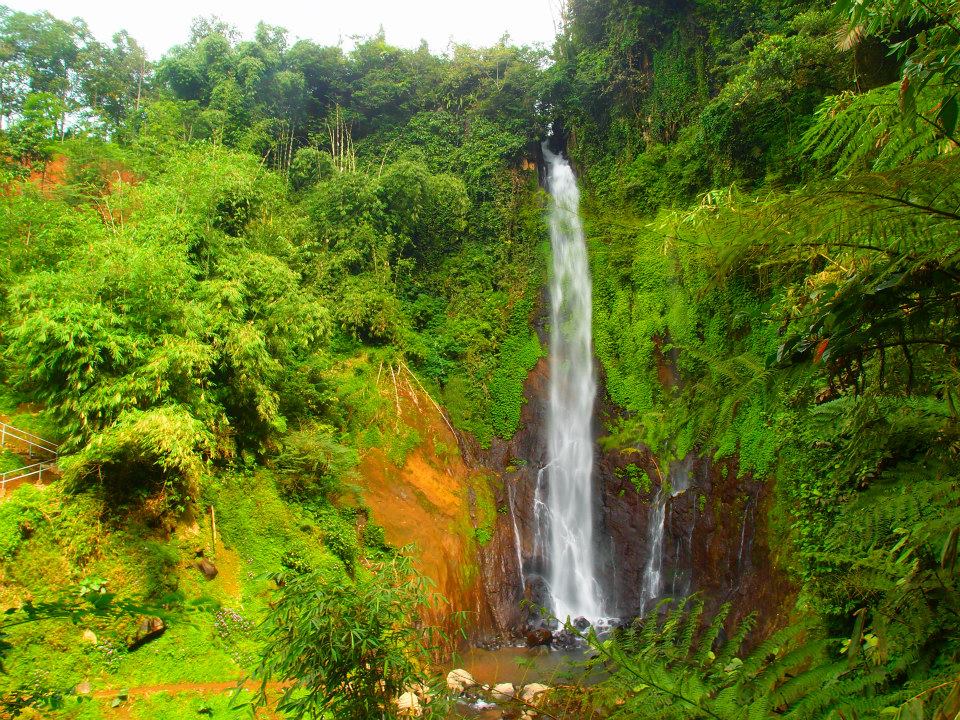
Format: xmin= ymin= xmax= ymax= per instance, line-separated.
xmin=90 ymin=678 xmax=285 ymax=699
xmin=0 ymin=415 xmax=60 ymax=496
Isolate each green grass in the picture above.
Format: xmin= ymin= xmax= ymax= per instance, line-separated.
xmin=127 ymin=689 xmax=254 ymax=719
xmin=108 ymin=617 xmax=241 ymax=687
xmin=0 ymin=449 xmax=23 ymax=472
xmin=53 ymin=688 xmax=257 ymax=719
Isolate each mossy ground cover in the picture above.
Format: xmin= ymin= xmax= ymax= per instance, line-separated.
xmin=0 ymin=386 xmax=60 ymax=444
xmin=0 ymin=465 xmax=359 ymax=717
xmin=0 ymin=450 xmax=22 ymax=473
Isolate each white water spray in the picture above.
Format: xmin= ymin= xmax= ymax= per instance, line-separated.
xmin=507 ymin=484 xmax=526 ymax=594
xmin=540 ymin=144 xmax=602 ymax=621
xmin=640 ymin=458 xmax=692 ymax=615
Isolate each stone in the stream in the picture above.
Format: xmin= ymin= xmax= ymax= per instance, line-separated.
xmin=446 ymin=668 xmax=476 ymax=693
xmin=396 ymin=691 xmax=422 ymax=717
xmin=197 ymin=558 xmax=218 ymax=580
xmin=525 ymin=628 xmax=552 ymax=647
xmin=552 ymin=628 xmax=579 ymax=650
xmin=491 ymin=682 xmax=515 ymax=700
xmin=520 ymin=683 xmax=551 ymax=705
xmin=573 ymin=616 xmax=590 ymax=631
xmin=127 ymin=616 xmax=166 ymax=651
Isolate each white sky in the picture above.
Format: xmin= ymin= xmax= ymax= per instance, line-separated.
xmin=4 ymin=0 xmax=562 ymax=58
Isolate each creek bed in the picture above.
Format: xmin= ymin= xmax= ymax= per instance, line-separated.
xmin=446 ymin=643 xmax=601 ymax=718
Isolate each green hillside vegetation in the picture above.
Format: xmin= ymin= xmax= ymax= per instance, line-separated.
xmin=542 ymin=0 xmax=960 ymax=716
xmin=0 ymin=9 xmax=546 ymax=717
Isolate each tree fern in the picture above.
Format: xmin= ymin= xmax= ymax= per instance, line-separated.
xmin=802 ymin=82 xmax=947 ymax=176
xmin=571 ymin=601 xmax=870 ymax=720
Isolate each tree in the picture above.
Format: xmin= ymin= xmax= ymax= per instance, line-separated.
xmin=6 ymin=92 xmax=63 ymax=170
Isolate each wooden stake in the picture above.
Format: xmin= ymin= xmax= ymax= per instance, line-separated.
xmin=389 ymin=363 xmax=402 ymax=428
xmin=209 ymin=505 xmax=217 ymax=559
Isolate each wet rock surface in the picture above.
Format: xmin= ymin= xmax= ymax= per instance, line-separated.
xmin=196 ymin=558 xmax=219 ymax=580
xmin=127 ymin=616 xmax=166 ymax=651
xmin=464 ymin=292 xmax=792 ymax=641
xmin=524 ymin=628 xmax=552 ymax=647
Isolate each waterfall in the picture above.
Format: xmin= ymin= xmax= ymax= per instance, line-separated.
xmin=640 ymin=495 xmax=667 ymax=614
xmin=640 ymin=458 xmax=692 ymax=615
xmin=507 ymin=484 xmax=526 ymax=593
xmin=539 ymin=144 xmax=603 ymax=622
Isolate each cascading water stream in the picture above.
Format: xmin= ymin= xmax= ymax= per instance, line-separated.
xmin=640 ymin=458 xmax=692 ymax=615
xmin=507 ymin=484 xmax=526 ymax=594
xmin=538 ymin=144 xmax=603 ymax=622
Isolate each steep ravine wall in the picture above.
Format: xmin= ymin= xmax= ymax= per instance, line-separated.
xmin=356 ymin=305 xmax=793 ymax=644
xmin=469 ymin=298 xmax=793 ymax=639
xmin=355 ymin=380 xmax=494 ymax=636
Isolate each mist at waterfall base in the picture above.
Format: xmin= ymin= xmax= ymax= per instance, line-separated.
xmin=533 ymin=144 xmax=605 ymax=624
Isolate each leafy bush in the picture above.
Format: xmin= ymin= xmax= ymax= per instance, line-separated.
xmin=274 ymin=423 xmax=357 ymax=500
xmin=289 ymin=147 xmax=335 ymax=191
xmin=62 ymin=406 xmax=212 ymax=503
xmin=0 ymin=485 xmax=47 ymax=559
xmin=254 ymin=558 xmax=441 ymax=720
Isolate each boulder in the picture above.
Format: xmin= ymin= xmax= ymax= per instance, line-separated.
xmin=491 ymin=682 xmax=515 ymax=701
xmin=573 ymin=616 xmax=590 ymax=631
xmin=525 ymin=628 xmax=552 ymax=647
xmin=197 ymin=558 xmax=218 ymax=580
xmin=128 ymin=616 xmax=166 ymax=650
xmin=396 ymin=691 xmax=422 ymax=717
xmin=409 ymin=682 xmax=431 ymax=702
xmin=81 ymin=629 xmax=98 ymax=645
xmin=552 ymin=628 xmax=579 ymax=650
xmin=75 ymin=680 xmax=92 ymax=695
xmin=446 ymin=668 xmax=476 ymax=693
xmin=520 ymin=683 xmax=551 ymax=705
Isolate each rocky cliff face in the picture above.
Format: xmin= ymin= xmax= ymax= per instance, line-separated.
xmin=358 ymin=299 xmax=793 ymax=644
xmin=470 ymin=331 xmax=793 ymax=639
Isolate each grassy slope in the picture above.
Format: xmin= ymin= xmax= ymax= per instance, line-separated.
xmin=0 ymin=354 xmax=503 ymax=718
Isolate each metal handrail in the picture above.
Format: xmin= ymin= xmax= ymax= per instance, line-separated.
xmin=0 ymin=422 xmax=59 ymax=457
xmin=0 ymin=461 xmax=57 ymax=491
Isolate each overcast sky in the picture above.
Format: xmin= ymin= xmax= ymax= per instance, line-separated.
xmin=5 ymin=0 xmax=562 ymax=58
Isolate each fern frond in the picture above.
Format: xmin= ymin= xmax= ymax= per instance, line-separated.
xmin=678 ymin=597 xmax=706 ymax=662
xmin=694 ymin=603 xmax=732 ymax=666
xmin=803 ymin=81 xmax=946 ymax=176
xmin=713 ymin=612 xmax=756 ymax=669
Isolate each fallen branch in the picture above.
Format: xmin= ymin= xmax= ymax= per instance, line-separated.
xmin=389 ymin=363 xmax=402 ymax=429
xmin=399 ymin=361 xmax=458 ymax=440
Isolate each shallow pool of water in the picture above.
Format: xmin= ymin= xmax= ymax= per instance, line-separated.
xmin=457 ymin=644 xmax=588 ymax=686
xmin=446 ymin=643 xmax=600 ymax=718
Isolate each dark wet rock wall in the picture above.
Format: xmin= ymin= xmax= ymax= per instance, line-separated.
xmin=467 ymin=327 xmax=793 ymax=640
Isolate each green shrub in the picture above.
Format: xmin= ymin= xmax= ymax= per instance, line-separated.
xmin=274 ymin=423 xmax=357 ymax=501
xmin=0 ymin=485 xmax=47 ymax=559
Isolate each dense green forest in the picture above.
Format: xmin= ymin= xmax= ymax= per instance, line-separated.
xmin=0 ymin=0 xmax=958 ymax=717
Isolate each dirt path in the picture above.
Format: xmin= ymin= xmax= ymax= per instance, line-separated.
xmin=87 ymin=679 xmax=287 ymax=720
xmin=90 ymin=678 xmax=283 ymax=699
